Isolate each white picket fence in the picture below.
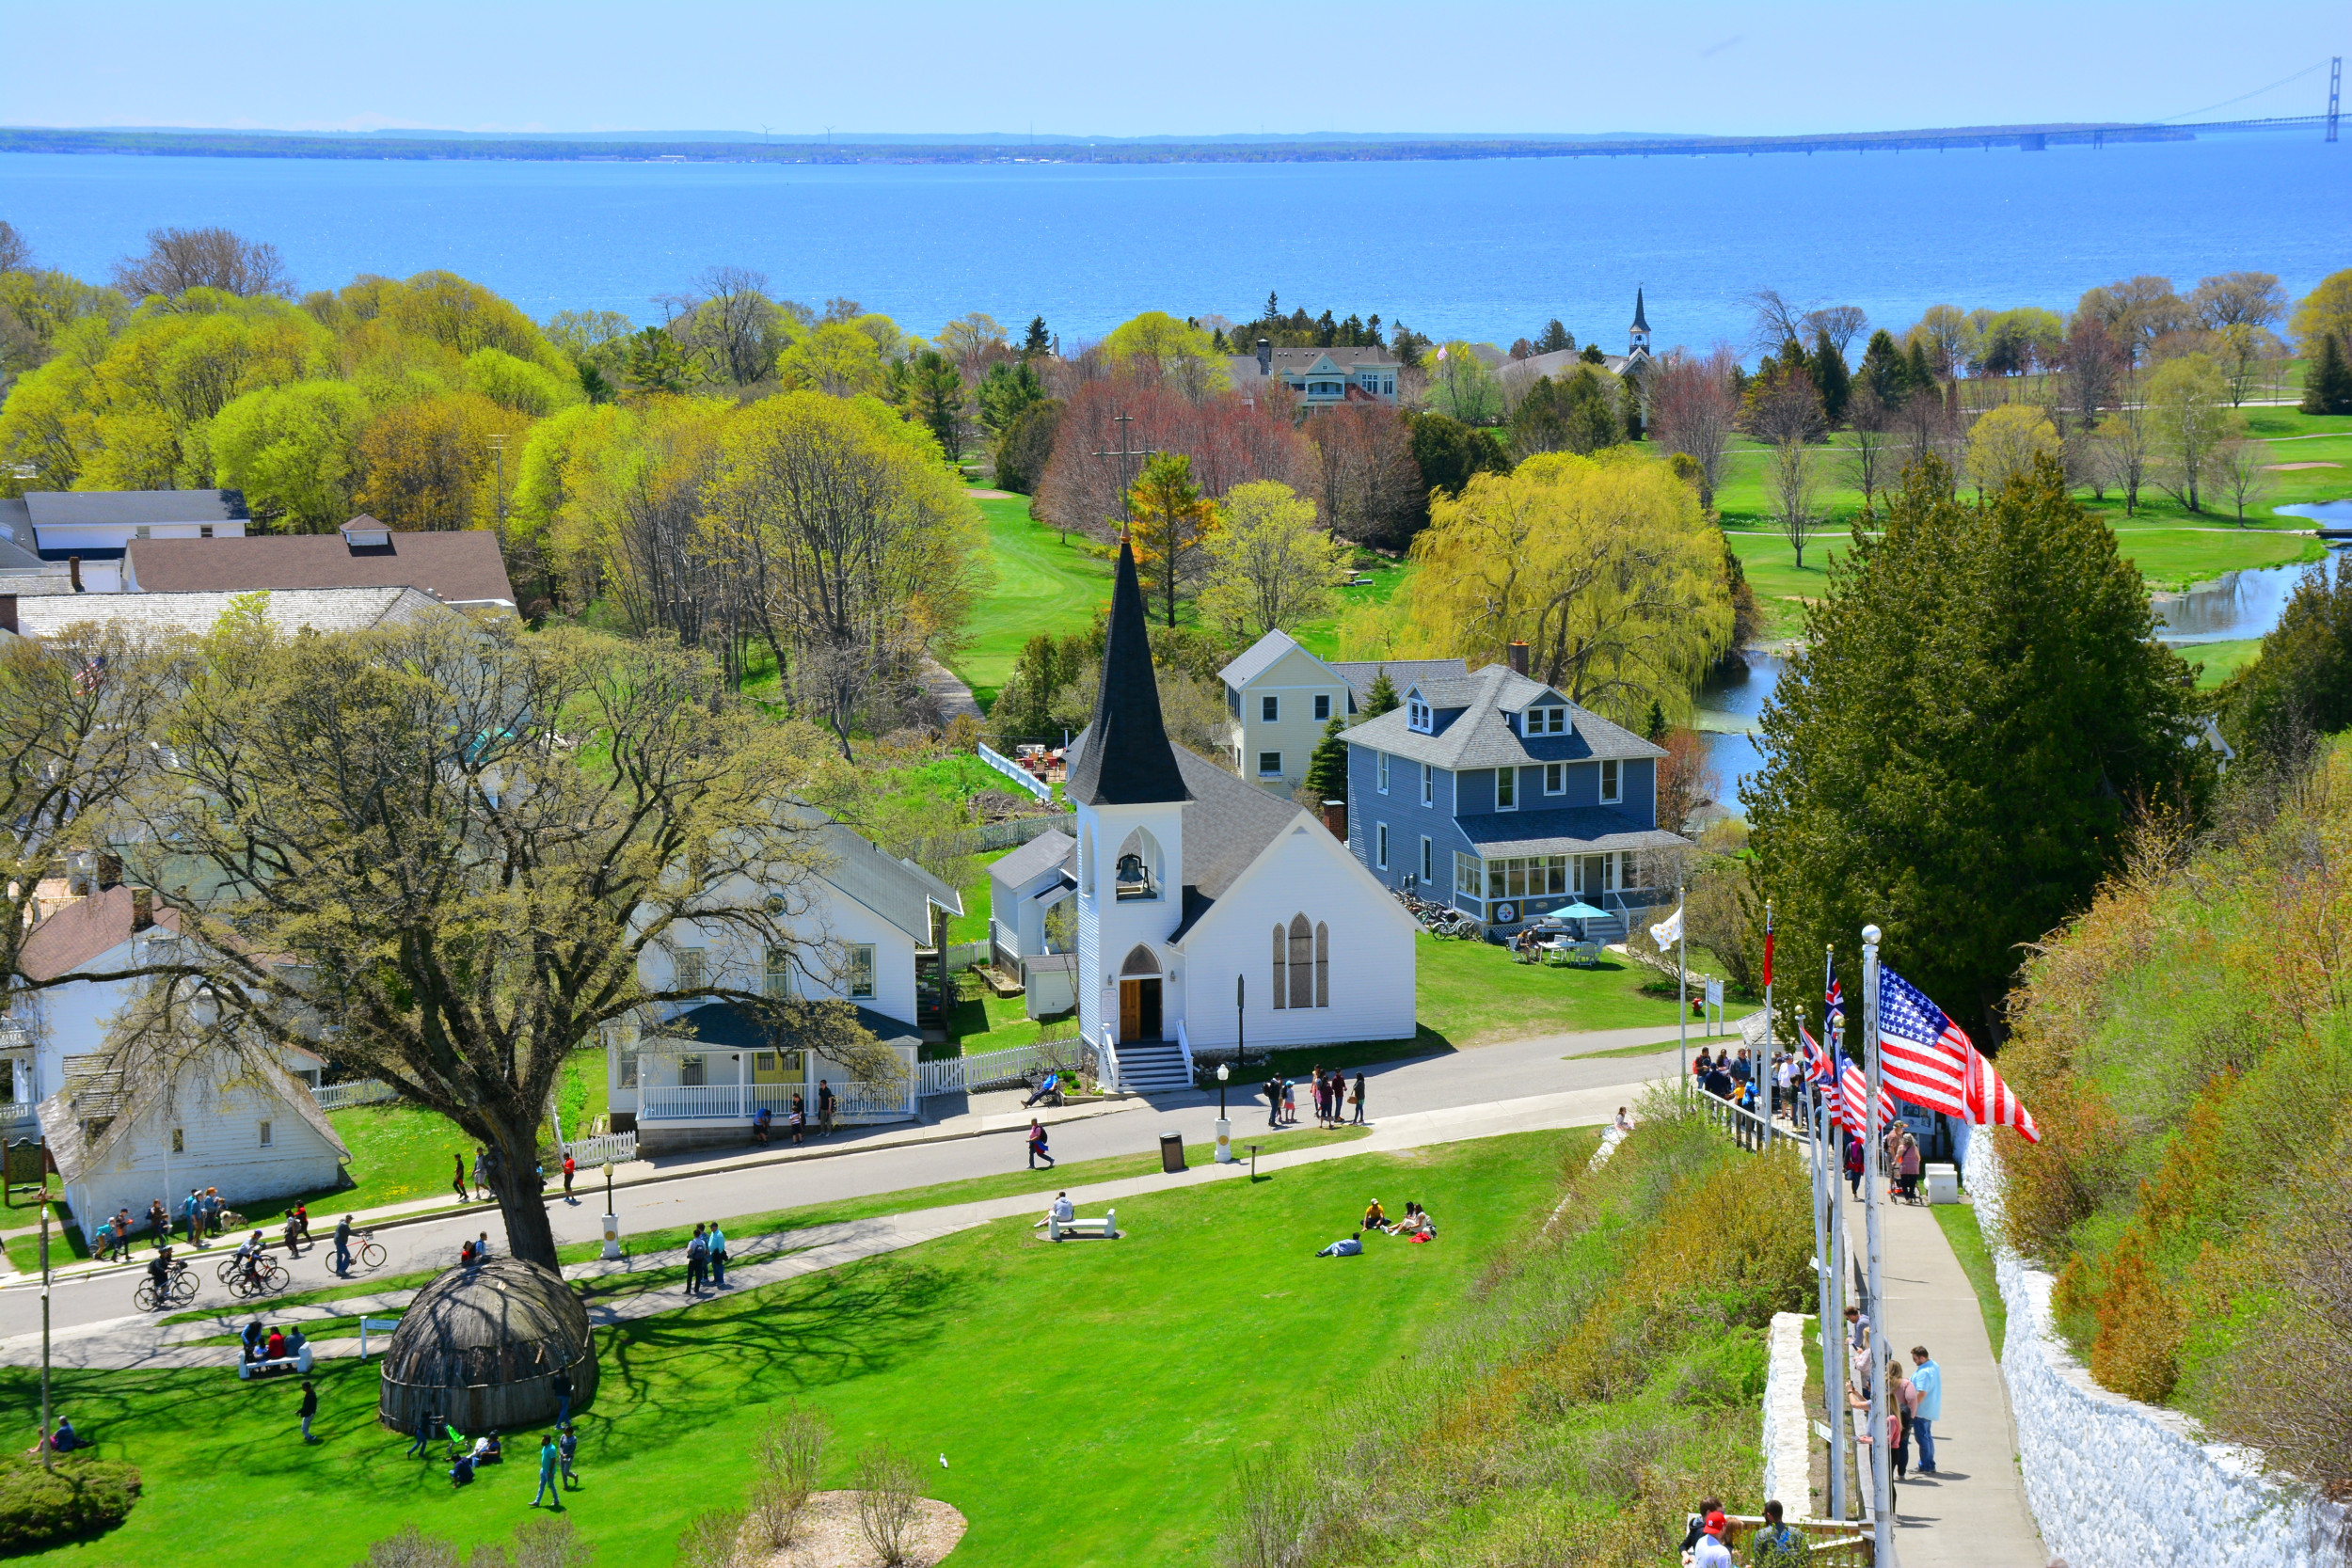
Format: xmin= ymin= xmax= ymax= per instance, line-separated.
xmin=917 ymin=1037 xmax=1086 ymax=1099
xmin=976 ymin=742 xmax=1055 ymax=802
xmin=310 ymin=1079 xmax=397 ymax=1112
xmin=564 ymin=1131 xmax=639 ymax=1164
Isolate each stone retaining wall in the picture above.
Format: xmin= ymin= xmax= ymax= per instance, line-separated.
xmin=1760 ymin=1310 xmax=1813 ymax=1514
xmin=1964 ymin=1136 xmax=2347 ymax=1568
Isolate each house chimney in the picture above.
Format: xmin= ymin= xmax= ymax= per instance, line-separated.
xmin=67 ymin=556 xmax=81 ymax=593
xmin=1256 ymin=337 xmax=1272 ymax=376
xmin=1322 ymin=799 xmax=1347 ymax=841
xmin=0 ymin=594 xmax=16 ymax=635
xmin=97 ymin=852 xmax=122 ymax=890
xmin=1506 ymin=641 xmax=1530 ymax=676
xmin=131 ymin=888 xmax=153 ymax=932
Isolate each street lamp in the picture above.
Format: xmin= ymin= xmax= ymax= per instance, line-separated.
xmin=1216 ymin=976 xmax=1242 ymax=1164
xmin=1216 ymin=1061 xmax=1229 ymax=1116
xmin=600 ymin=1159 xmax=621 ymax=1261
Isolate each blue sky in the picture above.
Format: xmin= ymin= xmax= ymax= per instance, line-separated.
xmin=1 ymin=1 xmax=2343 ymax=139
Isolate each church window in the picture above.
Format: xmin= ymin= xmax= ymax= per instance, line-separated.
xmin=1316 ymin=922 xmax=1329 ymax=1007
xmin=1114 ymin=827 xmax=1163 ymax=901
xmin=1277 ymin=913 xmax=1324 ymax=1010
xmin=1120 ymin=944 xmax=1158 ymax=975
xmin=1271 ymin=925 xmax=1286 ymax=1010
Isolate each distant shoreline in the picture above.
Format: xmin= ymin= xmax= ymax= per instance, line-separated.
xmin=0 ymin=121 xmax=2276 ymax=167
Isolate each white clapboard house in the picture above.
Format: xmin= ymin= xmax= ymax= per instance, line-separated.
xmin=604 ymin=816 xmax=963 ymax=1154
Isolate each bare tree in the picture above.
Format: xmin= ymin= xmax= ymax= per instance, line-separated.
xmin=1801 ymin=305 xmax=1868 ymax=357
xmin=1307 ymin=404 xmax=1420 ymax=546
xmin=1749 ymin=372 xmax=1827 ymax=567
xmin=2093 ymin=398 xmax=2155 ymax=515
xmin=1745 ymin=288 xmax=1806 ymax=355
xmin=2060 ymin=313 xmax=2123 ymax=430
xmin=665 ymin=266 xmax=786 ymax=387
xmin=1645 ymin=345 xmax=1740 ymax=504
xmin=749 ymin=1403 xmax=830 ymax=1550
xmin=0 ymin=219 xmax=29 ymax=274
xmin=111 ymin=226 xmax=293 ymax=300
xmin=1843 ymin=385 xmax=1897 ymax=508
xmin=2206 ymin=437 xmax=2277 ymax=523
xmin=2188 ymin=271 xmax=2288 ymax=332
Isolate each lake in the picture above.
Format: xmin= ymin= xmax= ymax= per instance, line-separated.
xmin=1 ymin=135 xmax=2346 ymax=345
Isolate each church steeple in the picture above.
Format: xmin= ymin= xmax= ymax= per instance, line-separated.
xmin=1067 ymin=538 xmax=1189 ymax=807
xmin=1629 ymin=288 xmax=1651 ymax=355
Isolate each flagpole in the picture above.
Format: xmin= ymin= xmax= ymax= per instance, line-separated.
xmin=1823 ymin=1071 xmax=1849 ymax=1523
xmin=1806 ymin=1041 xmax=1836 ymax=1517
xmin=1862 ymin=924 xmax=1893 ymax=1560
xmin=1676 ymin=867 xmax=1687 ymax=1099
xmin=1760 ymin=901 xmax=1773 ymax=1148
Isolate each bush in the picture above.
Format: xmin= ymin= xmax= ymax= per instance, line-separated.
xmin=749 ymin=1402 xmax=828 ymax=1549
xmin=854 ymin=1443 xmax=923 ymax=1566
xmin=0 ymin=1455 xmax=140 ymax=1551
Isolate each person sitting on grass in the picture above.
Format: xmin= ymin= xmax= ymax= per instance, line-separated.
xmin=24 ymin=1417 xmax=77 ymax=1456
xmin=1399 ymin=1202 xmax=1437 ymax=1241
xmin=449 ymin=1449 xmax=475 ymax=1488
xmin=1360 ymin=1198 xmax=1388 ymax=1234
xmin=470 ymin=1431 xmax=503 ymax=1465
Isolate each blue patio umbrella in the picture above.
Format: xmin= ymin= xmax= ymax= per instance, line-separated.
xmin=1554 ymin=902 xmax=1610 ymax=921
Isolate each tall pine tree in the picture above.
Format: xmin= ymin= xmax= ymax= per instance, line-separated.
xmin=1305 ymin=717 xmax=1351 ymax=805
xmin=1362 ymin=669 xmax=1400 ymax=716
xmin=1811 ymin=326 xmax=1851 ymax=426
xmin=2299 ymin=332 xmax=2352 ymax=416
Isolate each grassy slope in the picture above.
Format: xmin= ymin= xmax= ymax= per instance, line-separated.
xmin=947 ymin=495 xmax=1114 ymax=709
xmin=1414 ymin=927 xmax=1726 ymax=1049
xmin=8 ymin=1130 xmax=1570 ymax=1568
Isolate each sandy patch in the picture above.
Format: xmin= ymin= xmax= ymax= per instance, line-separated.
xmin=963 ymin=487 xmax=1017 ymax=499
xmin=755 ymin=1490 xmax=967 ymax=1567
xmin=2265 ymin=461 xmax=2343 ymax=471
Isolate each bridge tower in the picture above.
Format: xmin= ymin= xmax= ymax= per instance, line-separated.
xmin=2330 ymin=56 xmax=2341 ymax=144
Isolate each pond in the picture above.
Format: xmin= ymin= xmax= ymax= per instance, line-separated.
xmin=1693 ymin=553 xmax=2347 ymax=815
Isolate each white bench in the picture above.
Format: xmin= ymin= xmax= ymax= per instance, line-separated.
xmin=1033 ymin=1208 xmax=1121 ymax=1242
xmin=236 ymin=1342 xmax=315 ymax=1379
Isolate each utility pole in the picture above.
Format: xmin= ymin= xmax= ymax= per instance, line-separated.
xmin=1090 ymin=411 xmax=1153 ymax=537
xmin=488 ymin=431 xmax=509 ymax=538
xmin=39 ymin=1171 xmax=53 ymax=1472
xmin=1862 ymin=924 xmax=1892 ymax=1560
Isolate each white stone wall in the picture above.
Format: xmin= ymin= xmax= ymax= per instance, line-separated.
xmin=1964 ymin=1137 xmax=2349 ymax=1568
xmin=1760 ymin=1310 xmax=1813 ymax=1514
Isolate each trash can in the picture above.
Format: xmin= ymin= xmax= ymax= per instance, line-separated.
xmin=1159 ymin=1132 xmax=1187 ymax=1174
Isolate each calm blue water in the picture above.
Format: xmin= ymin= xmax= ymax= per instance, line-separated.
xmin=1 ymin=136 xmax=2345 ymax=343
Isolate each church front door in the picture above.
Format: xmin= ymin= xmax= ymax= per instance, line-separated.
xmin=1119 ymin=977 xmax=1163 ymax=1040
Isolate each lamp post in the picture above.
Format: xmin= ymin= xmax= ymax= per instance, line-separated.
xmin=599 ymin=1159 xmax=621 ymax=1261
xmin=1216 ymin=975 xmax=1241 ymax=1164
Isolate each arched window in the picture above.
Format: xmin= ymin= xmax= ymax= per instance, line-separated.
xmin=1078 ymin=827 xmax=1094 ymax=898
xmin=1120 ymin=944 xmax=1158 ymax=976
xmin=1114 ymin=826 xmax=1162 ymax=901
xmin=1287 ymin=913 xmax=1313 ymax=1010
xmin=1315 ymin=921 xmax=1329 ymax=1008
xmin=1271 ymin=925 xmax=1286 ymax=1010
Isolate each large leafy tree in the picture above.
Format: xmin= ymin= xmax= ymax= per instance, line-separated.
xmin=1196 ymin=480 xmax=1345 ymax=644
xmin=1126 ymin=451 xmax=1218 ymax=627
xmin=117 ymin=610 xmax=866 ymax=1268
xmin=1747 ymin=456 xmax=2207 ymax=1034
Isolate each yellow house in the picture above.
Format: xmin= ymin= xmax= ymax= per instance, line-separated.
xmin=1216 ymin=629 xmax=1467 ymax=796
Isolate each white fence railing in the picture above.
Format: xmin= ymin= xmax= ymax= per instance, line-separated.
xmin=311 ymin=1079 xmax=398 ymax=1112
xmin=637 ymin=1079 xmax=914 ymax=1124
xmin=564 ymin=1131 xmax=639 ymax=1164
xmin=916 ymin=1036 xmax=1086 ymax=1099
xmin=1099 ymin=1032 xmax=1122 ymax=1094
xmin=0 ymin=1104 xmax=39 ymax=1140
xmin=976 ymin=742 xmax=1055 ymax=802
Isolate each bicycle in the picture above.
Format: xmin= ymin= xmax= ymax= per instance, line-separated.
xmin=133 ymin=1265 xmax=198 ymax=1312
xmin=356 ymin=1232 xmax=388 ymax=1271
xmin=228 ymin=1257 xmax=288 ymax=1299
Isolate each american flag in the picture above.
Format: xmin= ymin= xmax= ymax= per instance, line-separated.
xmin=1879 ymin=966 xmax=2041 ymax=1144
xmin=72 ymin=652 xmax=106 ymax=694
xmin=1836 ymin=1059 xmax=1897 ymax=1132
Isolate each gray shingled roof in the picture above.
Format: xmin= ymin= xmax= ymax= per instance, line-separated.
xmin=11 ymin=586 xmax=457 ymax=641
xmin=126 ymin=528 xmax=516 ymax=605
xmin=989 ymin=828 xmax=1076 ymax=891
xmin=1327 ymin=657 xmax=1467 ymax=707
xmin=1061 ymin=729 xmax=1307 ymax=942
xmin=1457 ymin=807 xmax=1689 ymax=858
xmin=815 ymin=821 xmax=963 ymax=945
xmin=0 ymin=499 xmax=42 ymax=570
xmin=1343 ymin=664 xmax=1665 ymax=770
xmin=24 ymin=490 xmax=247 ymax=528
xmin=1230 ymin=345 xmax=1401 ymax=378
xmin=1216 ymin=628 xmax=1305 ymax=689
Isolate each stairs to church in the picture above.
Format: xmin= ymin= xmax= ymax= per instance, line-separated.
xmin=1110 ymin=1040 xmax=1192 ymax=1095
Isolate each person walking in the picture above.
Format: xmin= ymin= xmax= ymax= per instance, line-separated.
xmin=333 ymin=1214 xmax=354 ymax=1276
xmin=707 ymin=1222 xmax=728 ymax=1289
xmin=297 ymin=1379 xmax=320 ymax=1444
xmin=1351 ymin=1071 xmax=1367 ymax=1125
xmin=1908 ymin=1345 xmax=1943 ymax=1474
xmin=1263 ymin=1074 xmax=1281 ymax=1129
xmin=551 ymin=1369 xmax=574 ymax=1426
xmin=407 ymin=1404 xmax=439 ymax=1459
xmin=562 ymin=1153 xmax=577 ymax=1205
xmin=558 ymin=1422 xmax=580 ymax=1490
xmin=471 ymin=1148 xmax=487 ymax=1202
xmin=147 ymin=1197 xmax=168 ymax=1252
xmin=532 ymin=1432 xmax=563 ymax=1509
xmin=685 ymin=1225 xmax=707 ymax=1294
xmin=1026 ymin=1119 xmax=1054 ymax=1169
xmin=818 ymin=1079 xmax=836 ymax=1138
xmin=1843 ymin=1130 xmax=1866 ymax=1198
xmin=1281 ymin=1076 xmax=1296 ymax=1125
xmin=452 ymin=1153 xmax=469 ymax=1205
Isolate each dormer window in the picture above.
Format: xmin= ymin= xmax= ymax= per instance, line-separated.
xmin=341 ymin=515 xmax=393 ymax=549
xmin=1406 ymin=698 xmax=1431 ymax=732
xmin=1526 ymin=706 xmax=1567 ymax=736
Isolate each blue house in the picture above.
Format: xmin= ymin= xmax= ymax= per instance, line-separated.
xmin=1343 ymin=651 xmax=1689 ymax=940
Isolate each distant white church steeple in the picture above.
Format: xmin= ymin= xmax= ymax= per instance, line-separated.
xmin=1629 ymin=288 xmax=1651 ymax=356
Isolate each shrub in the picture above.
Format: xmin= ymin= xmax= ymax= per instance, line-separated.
xmin=853 ymin=1443 xmax=923 ymax=1566
xmin=0 ymin=1455 xmax=139 ymax=1551
xmin=673 ymin=1509 xmax=750 ymax=1568
xmin=748 ymin=1402 xmax=828 ymax=1549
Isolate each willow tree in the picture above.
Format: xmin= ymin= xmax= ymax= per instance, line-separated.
xmin=115 ymin=606 xmax=873 ymax=1267
xmin=1396 ymin=449 xmax=1734 ymax=728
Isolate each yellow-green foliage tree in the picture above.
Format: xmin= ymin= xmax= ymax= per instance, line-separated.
xmin=1391 ymin=450 xmax=1734 ymax=728
xmin=1102 ymin=311 xmax=1228 ymax=402
xmin=1196 ymin=480 xmax=1346 ymax=644
xmin=2290 ymin=266 xmax=2352 ymax=356
xmin=1964 ymin=404 xmax=2060 ymax=498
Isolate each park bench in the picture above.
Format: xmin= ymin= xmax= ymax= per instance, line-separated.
xmin=1034 ymin=1207 xmax=1121 ymax=1242
xmin=236 ymin=1342 xmax=315 ymax=1380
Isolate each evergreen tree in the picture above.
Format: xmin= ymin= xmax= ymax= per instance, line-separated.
xmin=1021 ymin=315 xmax=1050 ymax=358
xmin=1366 ymin=313 xmax=1383 ymax=346
xmin=2299 ymin=332 xmax=2352 ymax=416
xmin=1580 ymin=343 xmax=1606 ymax=365
xmin=1748 ymin=455 xmax=2207 ymax=1030
xmin=1316 ymin=310 xmax=1338 ymax=346
xmin=1305 ymin=716 xmax=1351 ymax=804
xmin=1812 ymin=326 xmax=1852 ymax=426
xmin=1362 ymin=669 xmax=1400 ymax=717
xmin=909 ymin=349 xmax=967 ymax=461
xmin=1856 ymin=328 xmax=1907 ymax=404
xmin=976 ymin=358 xmax=1043 ymax=434
xmin=1340 ymin=313 xmax=1365 ymax=346
xmin=1646 ymin=700 xmax=1667 ymax=742
xmin=1537 ymin=319 xmax=1574 ymax=355
xmin=1905 ymin=338 xmax=1935 ymax=394
xmin=1210 ymin=326 xmax=1230 ymax=353
xmin=1263 ymin=290 xmax=1280 ymax=325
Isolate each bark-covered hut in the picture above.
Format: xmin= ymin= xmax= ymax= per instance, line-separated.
xmin=376 ymin=1257 xmax=596 ymax=1433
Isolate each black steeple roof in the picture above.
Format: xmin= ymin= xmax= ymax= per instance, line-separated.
xmin=1631 ymin=288 xmax=1649 ymax=332
xmin=1066 ymin=538 xmax=1189 ymax=807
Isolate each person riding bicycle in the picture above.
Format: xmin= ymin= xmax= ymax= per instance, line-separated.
xmin=237 ymin=1229 xmax=270 ymax=1289
xmin=145 ymin=1246 xmax=178 ymax=1303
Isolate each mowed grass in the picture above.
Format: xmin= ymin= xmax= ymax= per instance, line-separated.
xmin=949 ymin=495 xmax=1115 ymax=708
xmin=1414 ymin=929 xmax=1726 ymax=1048
xmin=7 ymin=1129 xmax=1577 ymax=1568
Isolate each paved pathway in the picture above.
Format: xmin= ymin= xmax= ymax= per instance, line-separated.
xmin=1 ymin=1079 xmax=1644 ymax=1370
xmin=1842 ymin=1195 xmax=2047 ymax=1567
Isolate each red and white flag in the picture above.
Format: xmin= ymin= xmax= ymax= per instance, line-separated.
xmin=1877 ymin=966 xmax=2041 ymax=1143
xmin=1835 ymin=1059 xmax=1897 ymax=1132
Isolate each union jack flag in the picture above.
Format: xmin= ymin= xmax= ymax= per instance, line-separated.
xmin=1878 ymin=966 xmax=2041 ymax=1144
xmin=1825 ymin=957 xmax=1844 ymax=1023
xmin=1797 ymin=1022 xmax=1837 ymax=1089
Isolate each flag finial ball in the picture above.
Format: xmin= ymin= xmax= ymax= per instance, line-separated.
xmin=1861 ymin=924 xmax=1882 ymax=945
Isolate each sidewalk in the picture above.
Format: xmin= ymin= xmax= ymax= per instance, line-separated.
xmin=1844 ymin=1195 xmax=2046 ymax=1567
xmin=0 ymin=1086 xmax=1145 ymax=1291
xmin=0 ymin=1079 xmax=1633 ymax=1371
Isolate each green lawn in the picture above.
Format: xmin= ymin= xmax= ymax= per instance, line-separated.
xmin=1413 ymin=928 xmax=1726 ymax=1048
xmin=948 ymin=847 xmax=1012 ymax=944
xmin=1931 ymin=1199 xmax=2008 ymax=1363
xmin=2185 ymin=637 xmax=2265 ymax=689
xmin=8 ymin=1128 xmax=1575 ymax=1568
xmin=948 ymin=495 xmax=1115 ymax=708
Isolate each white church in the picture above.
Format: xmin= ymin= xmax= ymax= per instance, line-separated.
xmin=1063 ymin=540 xmax=1417 ymax=1089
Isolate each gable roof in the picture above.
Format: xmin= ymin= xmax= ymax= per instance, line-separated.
xmin=1326 ymin=657 xmax=1469 ymax=707
xmin=0 ymin=499 xmax=43 ymax=570
xmin=126 ymin=528 xmax=516 ymax=605
xmin=13 ymin=586 xmax=457 ymax=641
xmin=1066 ymin=539 xmax=1188 ymax=808
xmin=19 ymin=885 xmax=183 ymax=983
xmin=1217 ymin=628 xmax=1317 ymax=688
xmin=24 ymin=489 xmax=246 ymax=530
xmin=816 ymin=820 xmax=963 ymax=944
xmin=39 ymin=1049 xmax=347 ymax=1188
xmin=989 ymin=828 xmax=1076 ymax=891
xmin=1343 ymin=663 xmax=1665 ymax=770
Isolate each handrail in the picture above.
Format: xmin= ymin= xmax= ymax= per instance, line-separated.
xmin=1174 ymin=1019 xmax=1195 ymax=1085
xmin=1696 ymin=1085 xmax=1775 ymax=1152
xmin=977 ymin=741 xmax=1054 ymax=802
xmin=1098 ymin=1030 xmax=1123 ymax=1094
